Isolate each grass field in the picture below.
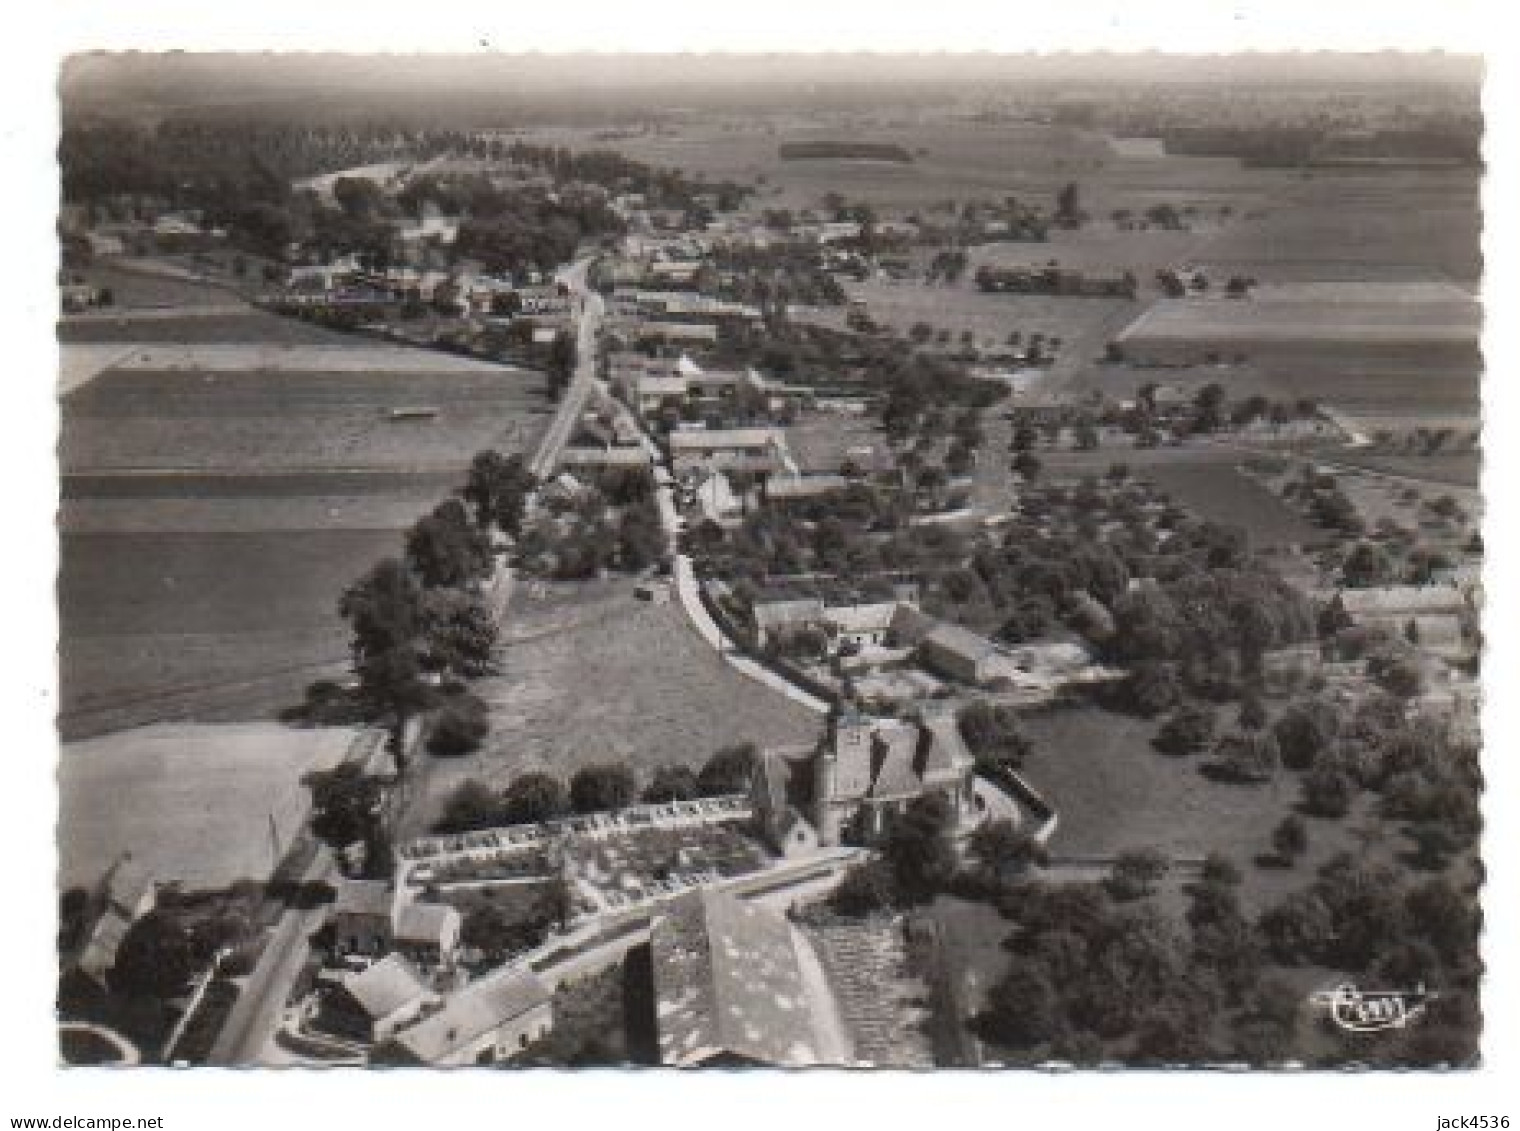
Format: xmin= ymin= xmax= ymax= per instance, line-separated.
xmin=398 ymin=576 xmax=821 ymax=839
xmin=1017 ymin=705 xmax=1392 ymax=918
xmin=58 ymin=722 xmax=360 ymax=891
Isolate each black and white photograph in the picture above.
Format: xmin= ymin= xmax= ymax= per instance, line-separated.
xmin=5 ymin=0 xmax=1518 ymax=1126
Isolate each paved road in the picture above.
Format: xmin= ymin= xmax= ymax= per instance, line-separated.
xmin=207 ymin=848 xmax=335 ymax=1066
xmin=530 ymin=257 xmax=605 ymax=479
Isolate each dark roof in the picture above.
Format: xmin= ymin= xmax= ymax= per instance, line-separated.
xmin=333 ymin=879 xmax=393 ymax=919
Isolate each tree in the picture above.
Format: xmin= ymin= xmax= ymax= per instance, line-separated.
xmin=981 ymin=960 xmax=1060 ymax=1049
xmin=307 ymin=762 xmax=385 ymax=849
xmin=830 ymin=858 xmax=899 ymax=916
xmin=420 ymin=588 xmax=499 ymax=679
xmin=339 ymin=558 xmax=432 ymax=754
xmin=406 ymin=498 xmax=493 ymax=589
xmin=570 ymin=763 xmax=638 ymax=814
xmin=1341 ymin=541 xmax=1394 ymax=589
xmin=462 ymin=450 xmax=534 ymax=535
xmin=1055 ymin=182 xmax=1085 ymax=229
xmin=111 ymin=911 xmax=197 ymax=999
xmin=971 ymin=820 xmax=1048 ymax=886
xmin=1201 ymin=852 xmax=1243 ymax=888
xmin=697 ymin=743 xmax=758 ymax=796
xmin=546 ymin=329 xmax=577 ymax=400
xmin=1211 ymin=730 xmax=1281 ymax=784
xmin=1106 ymin=849 xmax=1170 ymax=901
xmin=1300 ymin=765 xmax=1355 ymax=819
xmin=1272 ymin=815 xmax=1309 ymax=864
xmin=436 ymin=779 xmax=504 ymax=834
xmin=1232 ymin=979 xmax=1301 ymax=1064
xmin=1237 ymin=693 xmax=1268 ymax=732
xmin=426 ymin=693 xmax=490 ymax=756
xmin=1273 ymin=700 xmax=1338 ymax=771
xmin=1122 ymin=662 xmax=1183 ymax=717
xmin=642 ymin=765 xmax=700 ymax=804
xmin=1257 ymin=891 xmax=1334 ymax=965
xmin=884 ymin=793 xmax=959 ymax=903
xmin=957 ymin=702 xmax=1032 ymax=770
xmin=1012 ymin=451 xmax=1043 ymax=481
xmin=1154 ymin=704 xmax=1216 ymax=756
xmin=500 ymin=772 xmax=569 ymax=826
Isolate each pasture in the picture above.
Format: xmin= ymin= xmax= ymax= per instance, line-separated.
xmin=397 ymin=577 xmax=821 ymax=839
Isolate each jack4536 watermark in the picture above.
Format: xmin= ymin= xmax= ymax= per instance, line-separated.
xmin=1307 ymin=981 xmax=1437 ymax=1032
xmin=1435 ymin=1119 xmax=1509 ymax=1130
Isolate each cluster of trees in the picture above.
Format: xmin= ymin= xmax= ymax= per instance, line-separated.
xmin=1256 ymin=854 xmax=1480 ymax=1064
xmin=436 ymin=744 xmax=759 ymax=834
xmin=514 ymin=466 xmax=665 ymax=580
xmin=61 ymin=117 xmax=738 ymax=272
xmin=333 ymin=451 xmax=540 ymax=768
xmin=977 ymin=862 xmax=1282 ymax=1064
xmin=1106 ymin=566 xmax=1317 ymax=709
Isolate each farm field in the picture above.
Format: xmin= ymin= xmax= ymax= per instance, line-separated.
xmin=1139 ymin=459 xmax=1322 ymax=548
xmin=56 ymin=286 xmax=550 ymax=735
xmin=1017 ymin=705 xmax=1392 ymax=918
xmin=397 ymin=576 xmax=821 ymax=839
xmin=70 ymin=262 xmax=246 ymax=310
xmin=519 ymin=118 xmax=1289 ymax=216
xmin=58 ymin=527 xmax=400 ymax=738
xmin=58 ymin=722 xmax=361 ymax=891
xmin=57 ymin=310 xmax=360 ymax=347
xmin=1318 ymin=449 xmax=1481 ymax=489
xmin=62 ymin=366 xmax=548 ymax=473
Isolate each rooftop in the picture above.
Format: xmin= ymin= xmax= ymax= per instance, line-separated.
xmin=651 ymin=887 xmax=822 ymax=1067
xmin=342 ymin=954 xmax=434 ymax=1021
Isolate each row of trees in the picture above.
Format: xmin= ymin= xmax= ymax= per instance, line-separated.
xmin=436 ymin=744 xmax=760 ymax=834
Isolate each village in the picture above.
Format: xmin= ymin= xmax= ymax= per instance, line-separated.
xmin=55 ymin=64 xmax=1484 ymax=1071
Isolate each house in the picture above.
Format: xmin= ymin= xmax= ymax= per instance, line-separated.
xmin=380 ymin=968 xmax=554 ymax=1065
xmin=752 ymin=598 xmax=827 ymax=648
xmin=668 ymin=427 xmax=791 ymax=475
xmin=751 ymin=709 xmax=982 ymax=852
xmin=822 ymin=601 xmax=902 ymax=651
xmin=323 ymin=955 xmax=439 ymax=1044
xmin=331 ymin=880 xmax=395 ymax=958
xmin=392 ymin=902 xmax=463 ymax=972
xmin=75 ymin=855 xmax=159 ymax=986
xmin=917 ymin=622 xmax=1010 ymax=685
xmin=1326 ymin=584 xmax=1474 ymax=661
xmin=648 ymin=887 xmax=843 ymax=1067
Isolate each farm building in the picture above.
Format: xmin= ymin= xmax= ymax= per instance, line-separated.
xmin=669 ymin=427 xmax=793 ymax=474
xmin=322 ymin=955 xmax=439 ymax=1045
xmin=379 ymin=968 xmax=554 ymax=1066
xmin=73 ymin=855 xmax=160 ymax=988
xmin=1113 ymin=282 xmax=1481 ymax=368
xmin=751 ymin=709 xmax=981 ymax=853
xmin=393 ymin=902 xmax=463 ymax=973
xmin=916 ymin=622 xmax=1009 ymax=685
xmin=331 ymin=880 xmax=396 ymax=959
xmin=647 ymin=887 xmax=843 ymax=1067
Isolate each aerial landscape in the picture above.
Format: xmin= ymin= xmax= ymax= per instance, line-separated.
xmin=53 ymin=50 xmax=1483 ymax=1070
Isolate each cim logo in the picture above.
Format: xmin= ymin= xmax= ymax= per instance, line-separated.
xmin=1309 ymin=982 xmax=1437 ymax=1033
